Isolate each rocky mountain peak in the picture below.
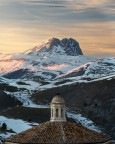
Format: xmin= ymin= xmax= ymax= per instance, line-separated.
xmin=48 ymin=38 xmax=62 ymax=47
xmin=62 ymin=38 xmax=79 ymax=48
xmin=61 ymin=38 xmax=83 ymax=56
xmin=25 ymin=38 xmax=83 ymax=56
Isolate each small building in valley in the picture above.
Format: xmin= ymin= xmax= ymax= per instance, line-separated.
xmin=5 ymin=94 xmax=111 ymax=144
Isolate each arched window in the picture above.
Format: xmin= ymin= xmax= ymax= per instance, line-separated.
xmin=56 ymin=109 xmax=58 ymax=117
xmin=61 ymin=109 xmax=63 ymax=117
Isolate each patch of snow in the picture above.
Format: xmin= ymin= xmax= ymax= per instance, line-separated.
xmin=67 ymin=112 xmax=101 ymax=133
xmin=10 ymin=80 xmax=40 ymax=90
xmin=0 ymin=116 xmax=37 ymax=138
xmin=0 ymin=77 xmax=12 ymax=84
xmin=56 ymin=62 xmax=92 ymax=79
xmin=84 ymin=57 xmax=115 ymax=79
xmin=0 ymin=54 xmax=13 ymax=60
xmin=87 ymin=73 xmax=115 ymax=83
xmin=5 ymin=91 xmax=48 ymax=108
xmin=44 ymin=64 xmax=69 ymax=71
xmin=0 ymin=59 xmax=24 ymax=74
xmin=0 ymin=133 xmax=15 ymax=140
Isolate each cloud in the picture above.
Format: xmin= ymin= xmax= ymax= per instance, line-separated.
xmin=0 ymin=0 xmax=114 ymax=58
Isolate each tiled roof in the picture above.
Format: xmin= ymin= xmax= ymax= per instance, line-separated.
xmin=6 ymin=122 xmax=111 ymax=144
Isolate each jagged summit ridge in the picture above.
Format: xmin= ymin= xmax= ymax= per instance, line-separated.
xmin=25 ymin=38 xmax=83 ymax=56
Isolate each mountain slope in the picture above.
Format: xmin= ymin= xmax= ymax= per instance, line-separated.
xmin=25 ymin=38 xmax=83 ymax=56
xmin=31 ymin=75 xmax=115 ymax=139
xmin=0 ymin=38 xmax=95 ymax=80
xmin=56 ymin=57 xmax=115 ymax=80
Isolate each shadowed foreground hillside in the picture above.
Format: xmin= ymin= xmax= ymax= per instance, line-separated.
xmin=32 ymin=78 xmax=115 ymax=139
xmin=0 ymin=91 xmax=22 ymax=111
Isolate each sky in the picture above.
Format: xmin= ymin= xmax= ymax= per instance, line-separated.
xmin=0 ymin=0 xmax=115 ymax=58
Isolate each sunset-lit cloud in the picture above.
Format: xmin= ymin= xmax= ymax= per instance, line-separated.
xmin=0 ymin=0 xmax=114 ymax=58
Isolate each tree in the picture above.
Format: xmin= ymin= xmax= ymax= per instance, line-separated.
xmin=1 ymin=123 xmax=7 ymax=131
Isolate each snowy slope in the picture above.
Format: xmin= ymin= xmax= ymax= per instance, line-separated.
xmin=56 ymin=57 xmax=115 ymax=80
xmin=0 ymin=116 xmax=37 ymax=139
xmin=0 ymin=38 xmax=96 ymax=80
xmin=84 ymin=57 xmax=115 ymax=79
xmin=25 ymin=38 xmax=83 ymax=56
xmin=0 ymin=54 xmax=95 ymax=80
xmin=0 ymin=59 xmax=24 ymax=74
xmin=0 ymin=38 xmax=114 ymax=94
xmin=0 ymin=38 xmax=114 ymax=97
xmin=67 ymin=112 xmax=101 ymax=132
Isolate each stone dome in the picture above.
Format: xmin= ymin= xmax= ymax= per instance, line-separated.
xmin=51 ymin=95 xmax=65 ymax=104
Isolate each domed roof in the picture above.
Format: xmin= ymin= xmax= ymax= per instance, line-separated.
xmin=6 ymin=122 xmax=111 ymax=144
xmin=51 ymin=95 xmax=65 ymax=104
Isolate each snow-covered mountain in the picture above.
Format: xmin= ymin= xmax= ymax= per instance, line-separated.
xmin=0 ymin=37 xmax=114 ymax=84
xmin=0 ymin=37 xmax=114 ymax=83
xmin=25 ymin=38 xmax=83 ymax=56
xmin=0 ymin=38 xmax=115 ymax=140
xmin=0 ymin=37 xmax=114 ymax=102
xmin=0 ymin=38 xmax=95 ymax=80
